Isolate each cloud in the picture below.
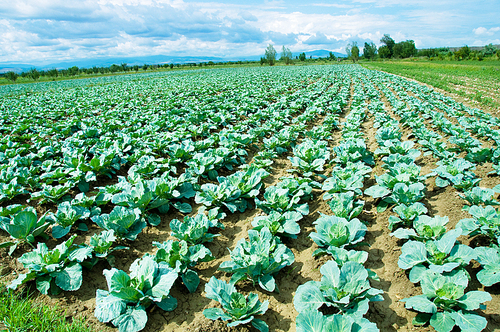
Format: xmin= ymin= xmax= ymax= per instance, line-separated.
xmin=0 ymin=0 xmax=498 ymax=64
xmin=308 ymin=3 xmax=353 ymax=8
xmin=302 ymin=33 xmax=335 ymax=45
xmin=473 ymin=26 xmax=500 ymax=36
xmin=239 ymin=11 xmax=258 ymax=22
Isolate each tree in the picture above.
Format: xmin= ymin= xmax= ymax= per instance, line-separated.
xmin=454 ymin=45 xmax=470 ymax=60
xmin=378 ymin=45 xmax=391 ymax=59
xmin=260 ymin=57 xmax=267 ymax=65
xmin=363 ymin=42 xmax=377 ymax=60
xmin=265 ymin=44 xmax=277 ymax=66
xmin=380 ymin=34 xmax=395 ymax=58
xmin=28 ymin=68 xmax=40 ymax=81
xmin=328 ymin=51 xmax=337 ymax=61
xmin=299 ymin=52 xmax=306 ymax=61
xmin=280 ymin=45 xmax=293 ymax=65
xmin=68 ymin=66 xmax=79 ymax=76
xmin=483 ymin=43 xmax=497 ymax=56
xmin=47 ymin=68 xmax=58 ymax=78
xmin=393 ymin=40 xmax=417 ymax=58
xmin=346 ymin=41 xmax=359 ymax=62
xmin=5 ymin=71 xmax=18 ymax=82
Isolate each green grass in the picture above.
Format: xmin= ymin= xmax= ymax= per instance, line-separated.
xmin=361 ymin=59 xmax=500 ymax=110
xmin=0 ymin=284 xmax=93 ymax=332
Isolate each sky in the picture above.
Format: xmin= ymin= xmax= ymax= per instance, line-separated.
xmin=0 ymin=0 xmax=499 ymax=64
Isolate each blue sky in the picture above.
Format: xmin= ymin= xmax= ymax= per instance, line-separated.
xmin=0 ymin=0 xmax=499 ymax=64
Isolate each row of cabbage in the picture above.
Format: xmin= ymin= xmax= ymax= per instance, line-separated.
xmin=0 ymin=66 xmax=355 ymax=332
xmin=291 ymin=76 xmax=384 ymax=331
xmin=360 ymin=67 xmax=500 ymax=332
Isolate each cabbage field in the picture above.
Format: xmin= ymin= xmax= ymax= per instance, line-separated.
xmin=1 ymin=64 xmax=499 ymax=332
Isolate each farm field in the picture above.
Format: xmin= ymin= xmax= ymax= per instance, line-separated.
xmin=362 ymin=60 xmax=500 ymax=112
xmin=1 ymin=64 xmax=500 ymax=332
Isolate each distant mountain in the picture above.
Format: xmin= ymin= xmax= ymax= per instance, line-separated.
xmin=303 ymin=50 xmax=347 ymax=58
xmin=0 ymin=49 xmax=346 ymax=73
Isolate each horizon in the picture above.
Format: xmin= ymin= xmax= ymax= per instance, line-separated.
xmin=1 ymin=0 xmax=499 ymax=67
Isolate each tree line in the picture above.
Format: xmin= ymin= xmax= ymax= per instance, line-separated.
xmin=1 ymin=60 xmax=259 ymax=83
xmin=260 ymin=44 xmax=339 ymax=66
xmin=346 ymin=34 xmax=500 ymax=62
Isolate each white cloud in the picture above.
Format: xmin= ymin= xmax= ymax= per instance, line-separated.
xmin=0 ymin=0 xmax=498 ymax=64
xmin=473 ymin=26 xmax=500 ymax=36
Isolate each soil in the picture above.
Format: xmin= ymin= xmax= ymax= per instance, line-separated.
xmin=1 ymin=69 xmax=500 ymax=332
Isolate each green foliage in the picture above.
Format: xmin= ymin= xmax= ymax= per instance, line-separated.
xmin=380 ymin=34 xmax=395 ymax=57
xmin=91 ymin=206 xmax=146 ymax=241
xmin=281 ymin=45 xmax=293 ymax=65
xmin=296 ymin=311 xmax=379 ymax=332
xmin=203 ymin=276 xmax=269 ymax=331
xmin=5 ymin=71 xmax=18 ymax=82
xmin=363 ymin=42 xmax=377 ymax=60
xmin=310 ymin=214 xmax=367 ymax=256
xmin=294 ymin=261 xmax=383 ymax=318
xmin=0 ymin=284 xmax=93 ymax=332
xmin=0 ymin=206 xmax=51 ymax=254
xmin=401 ymin=270 xmax=490 ymax=332
xmin=398 ymin=229 xmax=476 ymax=283
xmin=150 ymin=240 xmax=214 ymax=293
xmin=219 ymin=227 xmax=295 ymax=292
xmin=265 ymin=44 xmax=277 ymax=66
xmin=95 ymin=255 xmax=178 ymax=332
xmin=8 ymin=235 xmax=92 ymax=295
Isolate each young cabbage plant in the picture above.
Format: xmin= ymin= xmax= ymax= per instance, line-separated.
xmin=0 ymin=206 xmax=51 ymax=255
xmin=431 ymin=158 xmax=479 ymax=191
xmin=195 ymin=181 xmax=242 ymax=213
xmin=277 ymin=176 xmax=319 ymax=200
xmin=251 ymin=211 xmax=302 ymax=238
xmin=310 ymin=214 xmax=367 ymax=256
xmin=294 ymin=261 xmax=383 ymax=319
xmin=398 ymin=228 xmax=476 ymax=283
xmin=83 ymin=230 xmax=129 ymax=268
xmin=374 ymin=126 xmax=401 ymax=145
xmin=390 ymin=215 xmax=449 ymax=242
xmin=151 ymin=240 xmax=214 ymax=293
xmin=322 ymin=171 xmax=364 ymax=197
xmin=322 ymin=246 xmax=379 ymax=281
xmin=255 ymin=186 xmax=309 ymax=215
xmin=216 ymin=165 xmax=269 ymax=212
xmin=296 ymin=310 xmax=379 ymax=332
xmin=365 ymin=182 xmax=425 ymax=212
xmin=288 ymin=139 xmax=330 ymax=177
xmin=459 ymin=187 xmax=499 ymax=211
xmin=95 ymin=255 xmax=179 ymax=332
xmin=203 ymin=276 xmax=269 ymax=332
xmin=401 ymin=269 xmax=490 ymax=332
xmin=48 ymin=201 xmax=91 ymax=239
xmin=456 ymin=205 xmax=500 ymax=244
xmin=111 ymin=174 xmax=196 ymax=220
xmin=388 ymin=202 xmax=428 ymax=231
xmin=375 ymin=140 xmax=420 ymax=159
xmin=170 ymin=209 xmax=224 ymax=245
xmin=8 ymin=234 xmax=92 ymax=295
xmin=187 ymin=151 xmax=224 ymax=180
xmin=475 ymin=246 xmax=500 ymax=287
xmin=91 ymin=206 xmax=146 ymax=241
xmin=326 ymin=192 xmax=365 ymax=220
xmin=219 ymin=227 xmax=295 ymax=292
xmin=30 ymin=183 xmax=74 ymax=204
xmin=0 ymin=178 xmax=28 ymax=202
xmin=332 ymin=139 xmax=374 ymax=166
